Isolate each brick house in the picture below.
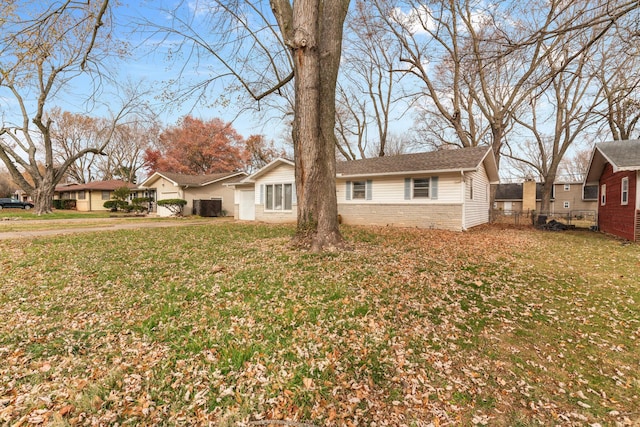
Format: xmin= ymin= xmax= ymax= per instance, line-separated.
xmin=585 ymin=140 xmax=640 ymax=241
xmin=54 ymin=180 xmax=138 ymax=211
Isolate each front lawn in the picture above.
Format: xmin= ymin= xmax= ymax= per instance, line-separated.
xmin=0 ymin=224 xmax=638 ymax=426
xmin=0 ymin=210 xmax=113 ymax=220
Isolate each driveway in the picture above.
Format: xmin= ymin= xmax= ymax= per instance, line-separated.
xmin=0 ymin=218 xmax=227 ymax=240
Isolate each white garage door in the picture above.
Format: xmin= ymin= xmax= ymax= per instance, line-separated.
xmin=239 ymin=190 xmax=255 ymax=220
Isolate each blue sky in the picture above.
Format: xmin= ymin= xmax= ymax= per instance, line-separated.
xmin=46 ymin=0 xmax=292 ymax=143
xmin=118 ymin=1 xmax=292 ymax=142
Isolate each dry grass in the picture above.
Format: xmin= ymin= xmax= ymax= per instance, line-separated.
xmin=1 ymin=223 xmax=638 ymax=426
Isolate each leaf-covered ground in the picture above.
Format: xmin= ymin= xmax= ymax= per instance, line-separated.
xmin=1 ymin=223 xmax=639 ymax=426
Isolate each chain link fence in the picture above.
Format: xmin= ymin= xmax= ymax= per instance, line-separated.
xmin=490 ymin=209 xmax=598 ymax=230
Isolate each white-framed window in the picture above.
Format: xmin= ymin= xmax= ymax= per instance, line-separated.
xmin=101 ymin=191 xmax=110 ymax=200
xmin=564 ymin=184 xmax=570 ymax=191
xmin=264 ymin=183 xmax=293 ymax=211
xmin=352 ymin=181 xmax=366 ymax=199
xmin=601 ymin=184 xmax=606 ymax=206
xmin=621 ymin=177 xmax=629 ymax=205
xmin=413 ymin=178 xmax=430 ymax=198
xmin=469 ymin=177 xmax=474 ymax=200
xmin=405 ymin=177 xmax=439 ymax=200
xmin=563 ymin=201 xmax=570 ymax=209
xmin=345 ymin=180 xmax=372 ymax=201
xmin=78 ymin=190 xmax=86 ymax=200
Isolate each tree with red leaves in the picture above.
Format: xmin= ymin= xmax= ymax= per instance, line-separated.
xmin=144 ymin=116 xmax=248 ymax=174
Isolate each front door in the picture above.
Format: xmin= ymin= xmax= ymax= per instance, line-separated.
xmin=239 ymin=190 xmax=255 ymax=220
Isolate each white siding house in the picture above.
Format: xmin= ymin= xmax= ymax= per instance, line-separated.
xmin=232 ymin=146 xmax=499 ymax=231
xmin=234 ymin=159 xmax=298 ymax=223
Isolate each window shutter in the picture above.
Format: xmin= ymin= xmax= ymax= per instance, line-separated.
xmin=404 ymin=178 xmax=411 ymax=200
xmin=291 ymin=183 xmax=297 ymax=204
xmin=431 ymin=176 xmax=439 ymax=200
xmin=260 ymin=184 xmax=264 ymax=204
xmin=366 ymin=180 xmax=372 ymax=200
xmin=346 ymin=181 xmax=352 ymax=200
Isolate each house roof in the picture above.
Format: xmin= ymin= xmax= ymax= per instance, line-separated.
xmin=55 ymin=179 xmax=137 ymax=192
xmin=238 ymin=147 xmax=499 ymax=185
xmin=140 ymin=171 xmax=246 ymax=188
xmin=493 ymin=182 xmax=545 ymax=201
xmin=585 ymin=139 xmax=640 ymax=184
xmin=494 ymin=183 xmax=523 ymax=200
xmin=336 ymin=145 xmax=499 ymax=181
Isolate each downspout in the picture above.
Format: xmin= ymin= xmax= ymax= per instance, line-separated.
xmin=461 ymin=171 xmax=466 ymax=231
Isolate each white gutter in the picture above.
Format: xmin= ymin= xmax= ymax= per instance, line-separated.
xmin=336 ymin=167 xmax=478 ymax=179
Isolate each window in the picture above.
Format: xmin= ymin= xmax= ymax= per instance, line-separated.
xmin=413 ymin=178 xmax=430 ymax=198
xmin=345 ymin=181 xmax=372 ymax=200
xmin=469 ymin=177 xmax=474 ymax=200
xmin=264 ymin=183 xmax=293 ymax=211
xmin=564 ymin=184 xmax=570 ymax=191
xmin=563 ymin=201 xmax=570 ymax=209
xmin=601 ymin=184 xmax=606 ymax=206
xmin=621 ymin=177 xmax=629 ymax=205
xmin=78 ymin=191 xmax=86 ymax=200
xmin=405 ymin=177 xmax=438 ymax=200
xmin=102 ymin=191 xmax=110 ymax=200
xmin=352 ymin=181 xmax=366 ymax=199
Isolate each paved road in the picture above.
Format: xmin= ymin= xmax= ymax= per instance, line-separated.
xmin=0 ymin=218 xmax=221 ymax=240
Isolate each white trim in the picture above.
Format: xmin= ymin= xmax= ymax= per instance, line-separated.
xmin=621 ymin=177 xmax=629 ymax=205
xmin=337 ymin=167 xmax=479 ymax=179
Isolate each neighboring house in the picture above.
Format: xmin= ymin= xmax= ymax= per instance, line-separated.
xmin=54 ymin=180 xmax=138 ymax=212
xmin=139 ymin=171 xmax=246 ymax=217
xmin=14 ymin=189 xmax=32 ymax=203
xmin=585 ymin=140 xmax=640 ymax=241
xmin=493 ymin=181 xmax=597 ymax=214
xmin=231 ymin=158 xmax=296 ymax=223
xmin=232 ymin=146 xmax=500 ymax=231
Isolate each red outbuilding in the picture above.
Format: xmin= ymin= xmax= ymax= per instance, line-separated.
xmin=585 ymin=140 xmax=640 ymax=242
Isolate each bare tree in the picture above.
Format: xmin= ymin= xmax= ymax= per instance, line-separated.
xmin=366 ymin=132 xmax=414 ymax=157
xmin=0 ymin=0 xmax=128 ymax=214
xmin=144 ymin=0 xmax=350 ymax=250
xmin=374 ymin=0 xmax=640 ymax=171
xmin=558 ymin=147 xmax=592 ymax=182
xmin=504 ymin=37 xmax=604 ymax=213
xmin=99 ymin=118 xmax=159 ymax=183
xmin=335 ymin=82 xmax=369 ymax=160
xmin=592 ymin=21 xmax=640 ymax=141
xmin=336 ymin=0 xmax=410 ymax=159
xmin=49 ymin=109 xmax=110 ymax=184
xmin=0 ymin=168 xmax=16 ymax=198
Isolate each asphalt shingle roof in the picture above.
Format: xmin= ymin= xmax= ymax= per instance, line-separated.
xmin=55 ymin=180 xmax=137 ymax=192
xmin=158 ymin=171 xmax=242 ymax=186
xmin=596 ymin=139 xmax=640 ymax=169
xmin=493 ymin=182 xmax=545 ymax=200
xmin=494 ymin=183 xmax=522 ymax=200
xmin=336 ymin=145 xmax=491 ymax=176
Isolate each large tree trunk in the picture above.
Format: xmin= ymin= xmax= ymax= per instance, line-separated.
xmin=272 ymin=0 xmax=350 ymax=251
xmin=32 ymin=175 xmax=55 ymax=215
